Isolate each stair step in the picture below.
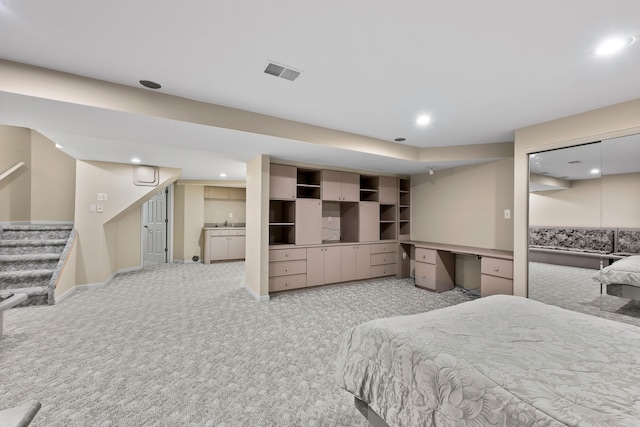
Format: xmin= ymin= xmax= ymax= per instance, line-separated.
xmin=1 ymin=225 xmax=73 ymax=240
xmin=0 ymin=254 xmax=60 ymax=272
xmin=0 ymin=239 xmax=67 ymax=255
xmin=0 ymin=269 xmax=54 ymax=290
xmin=0 ymin=286 xmax=49 ymax=307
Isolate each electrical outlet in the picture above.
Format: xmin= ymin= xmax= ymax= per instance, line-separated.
xmin=504 ymin=209 xmax=511 ymax=219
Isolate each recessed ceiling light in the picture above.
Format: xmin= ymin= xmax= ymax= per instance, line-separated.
xmin=593 ymin=36 xmax=635 ymax=56
xmin=139 ymin=80 xmax=161 ymax=89
xmin=220 ymin=173 xmax=227 ymax=178
xmin=394 ymin=137 xmax=406 ymax=142
xmin=416 ymin=115 xmax=431 ymax=126
xmin=131 ymin=158 xmax=141 ymax=163
xmin=590 ymin=168 xmax=600 ymax=174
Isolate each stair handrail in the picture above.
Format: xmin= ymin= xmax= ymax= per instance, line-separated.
xmin=0 ymin=162 xmax=26 ymax=182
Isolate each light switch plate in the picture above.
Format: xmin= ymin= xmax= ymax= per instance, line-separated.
xmin=97 ymin=192 xmax=107 ymax=201
xmin=89 ymin=204 xmax=96 ymax=213
xmin=504 ymin=209 xmax=511 ymax=219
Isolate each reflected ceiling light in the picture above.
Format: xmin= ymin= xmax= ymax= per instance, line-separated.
xmin=590 ymin=168 xmax=600 ymax=174
xmin=416 ymin=115 xmax=431 ymax=126
xmin=220 ymin=173 xmax=227 ymax=177
xmin=593 ymin=36 xmax=635 ymax=56
xmin=131 ymin=158 xmax=141 ymax=163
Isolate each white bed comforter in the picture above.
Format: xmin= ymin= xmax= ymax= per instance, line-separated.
xmin=593 ymin=255 xmax=640 ymax=286
xmin=336 ymin=295 xmax=640 ymax=426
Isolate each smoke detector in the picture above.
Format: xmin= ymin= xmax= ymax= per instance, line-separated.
xmin=264 ymin=62 xmax=301 ymax=81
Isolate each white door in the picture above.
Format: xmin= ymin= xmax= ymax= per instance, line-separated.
xmin=143 ymin=189 xmax=167 ymax=263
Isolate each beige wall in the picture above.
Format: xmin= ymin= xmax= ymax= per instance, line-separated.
xmin=514 ymin=97 xmax=640 ymax=297
xmin=173 ymin=184 xmax=204 ymax=262
xmin=0 ymin=125 xmax=31 ymax=222
xmin=245 ymin=155 xmax=269 ymax=299
xmin=30 ymin=130 xmax=76 ymax=222
xmin=53 ymin=235 xmax=78 ymax=299
xmin=411 ymin=158 xmax=514 ymax=251
xmin=74 ymin=160 xmax=181 ymax=285
xmin=204 ymin=200 xmax=246 ymax=224
xmin=530 ymin=179 xmax=602 ymax=227
xmin=530 ymin=173 xmax=640 ymax=228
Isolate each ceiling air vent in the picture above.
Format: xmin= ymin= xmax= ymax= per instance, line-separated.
xmin=264 ymin=62 xmax=301 ymax=81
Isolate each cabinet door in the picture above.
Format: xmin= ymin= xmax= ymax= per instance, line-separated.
xmin=295 ymin=199 xmax=322 ymax=245
xmin=306 ymin=247 xmax=325 ymax=287
xmin=324 ymin=246 xmax=342 ymax=284
xmin=206 ymin=186 xmax=229 ymax=199
xmin=359 ymin=202 xmax=380 ymax=242
xmin=340 ymin=246 xmax=357 ymax=282
xmin=322 ymin=170 xmax=343 ymax=201
xmin=228 ymin=187 xmax=246 ymax=200
xmin=378 ymin=176 xmax=398 ymax=204
xmin=270 ymin=164 xmax=297 ymax=200
xmin=356 ymin=244 xmax=371 ymax=280
xmin=341 ymin=172 xmax=360 ymax=202
xmin=228 ymin=236 xmax=245 ymax=259
xmin=209 ymin=236 xmax=229 ymax=261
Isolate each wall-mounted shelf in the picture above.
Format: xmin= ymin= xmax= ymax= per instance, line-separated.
xmin=398 ymin=178 xmax=410 ymax=240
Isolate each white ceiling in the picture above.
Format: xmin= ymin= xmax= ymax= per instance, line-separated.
xmin=1 ymin=1 xmax=639 ymax=180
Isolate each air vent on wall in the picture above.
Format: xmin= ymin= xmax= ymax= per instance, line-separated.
xmin=264 ymin=62 xmax=301 ymax=81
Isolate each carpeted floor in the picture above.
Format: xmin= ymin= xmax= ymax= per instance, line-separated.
xmin=529 ymin=261 xmax=640 ymax=327
xmin=1 ymin=262 xmax=474 ymax=426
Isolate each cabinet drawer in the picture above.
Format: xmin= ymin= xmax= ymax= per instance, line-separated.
xmin=370 ymin=263 xmax=396 ymax=277
xmin=269 ymin=274 xmax=307 ymax=292
xmin=269 ymin=260 xmax=306 ymax=277
xmin=229 ymin=228 xmax=246 ymax=236
xmin=414 ymin=261 xmax=436 ymax=290
xmin=370 ymin=253 xmax=396 ymax=266
xmin=415 ymin=248 xmax=436 ymax=264
xmin=480 ymin=275 xmax=513 ymax=297
xmin=208 ymin=229 xmax=229 ymax=236
xmin=370 ymin=243 xmax=397 ymax=254
xmin=481 ymin=257 xmax=513 ymax=279
xmin=269 ymin=248 xmax=306 ymax=262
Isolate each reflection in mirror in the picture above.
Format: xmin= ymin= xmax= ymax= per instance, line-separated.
xmin=528 ymin=138 xmax=640 ymax=325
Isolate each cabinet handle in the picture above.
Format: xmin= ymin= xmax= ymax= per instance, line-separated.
xmin=285 ymin=268 xmax=289 ymax=272
xmin=494 ymin=267 xmax=499 ymax=272
xmin=285 ymin=253 xmax=288 ymax=257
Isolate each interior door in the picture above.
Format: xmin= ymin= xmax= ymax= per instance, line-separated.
xmin=143 ymin=189 xmax=167 ymax=264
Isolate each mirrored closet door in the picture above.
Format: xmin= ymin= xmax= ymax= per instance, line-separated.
xmin=528 ymin=136 xmax=640 ymax=322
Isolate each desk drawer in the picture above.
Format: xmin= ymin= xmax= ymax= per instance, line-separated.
xmin=269 ymin=248 xmax=306 ymax=262
xmin=481 ymin=275 xmax=513 ymax=297
xmin=481 ymin=257 xmax=513 ymax=279
xmin=269 ymin=274 xmax=307 ymax=292
xmin=370 ymin=243 xmax=397 ymax=254
xmin=370 ymin=263 xmax=396 ymax=277
xmin=370 ymin=253 xmax=395 ymax=266
xmin=269 ymin=260 xmax=306 ymax=277
xmin=415 ymin=261 xmax=436 ymax=290
xmin=415 ymin=248 xmax=436 ymax=264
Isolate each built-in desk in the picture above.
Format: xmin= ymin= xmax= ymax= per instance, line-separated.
xmin=399 ymin=241 xmax=513 ymax=297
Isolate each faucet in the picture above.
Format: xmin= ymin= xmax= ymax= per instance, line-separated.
xmin=224 ymin=220 xmax=228 ymax=226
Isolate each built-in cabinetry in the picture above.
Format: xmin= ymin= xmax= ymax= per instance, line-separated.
xmin=204 ymin=228 xmax=246 ymax=263
xmin=404 ymin=241 xmax=513 ymax=296
xmin=414 ymin=247 xmax=455 ymax=292
xmin=269 ymin=247 xmax=307 ymax=291
xmin=398 ymin=178 xmax=410 ymax=240
xmin=204 ymin=186 xmax=246 ymax=200
xmin=268 ymin=163 xmax=410 ymax=293
xmin=480 ymin=257 xmax=513 ymax=297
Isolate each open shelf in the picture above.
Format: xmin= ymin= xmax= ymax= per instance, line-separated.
xmin=380 ymin=222 xmax=397 ymax=241
xmin=269 ymin=225 xmax=295 ymax=245
xmin=269 ymin=200 xmax=296 ymax=244
xmin=398 ymin=178 xmax=410 ymax=240
xmin=360 ymin=175 xmax=379 ymax=201
xmin=399 ymin=205 xmax=410 ymax=221
xmin=296 ymin=168 xmax=321 ymax=199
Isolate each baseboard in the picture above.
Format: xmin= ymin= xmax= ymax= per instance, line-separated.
xmin=243 ymin=284 xmax=270 ymax=302
xmin=172 ymin=259 xmax=203 ymax=264
xmin=74 ymin=266 xmax=143 ymax=292
xmin=54 ymin=286 xmax=77 ymax=304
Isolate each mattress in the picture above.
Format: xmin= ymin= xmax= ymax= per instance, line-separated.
xmin=336 ymin=295 xmax=640 ymax=426
xmin=593 ymin=255 xmax=640 ymax=287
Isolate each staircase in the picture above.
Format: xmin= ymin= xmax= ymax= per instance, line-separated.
xmin=0 ymin=225 xmax=74 ymax=306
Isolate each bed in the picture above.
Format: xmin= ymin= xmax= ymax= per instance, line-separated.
xmin=593 ymin=255 xmax=640 ymax=300
xmin=335 ymin=295 xmax=640 ymax=426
